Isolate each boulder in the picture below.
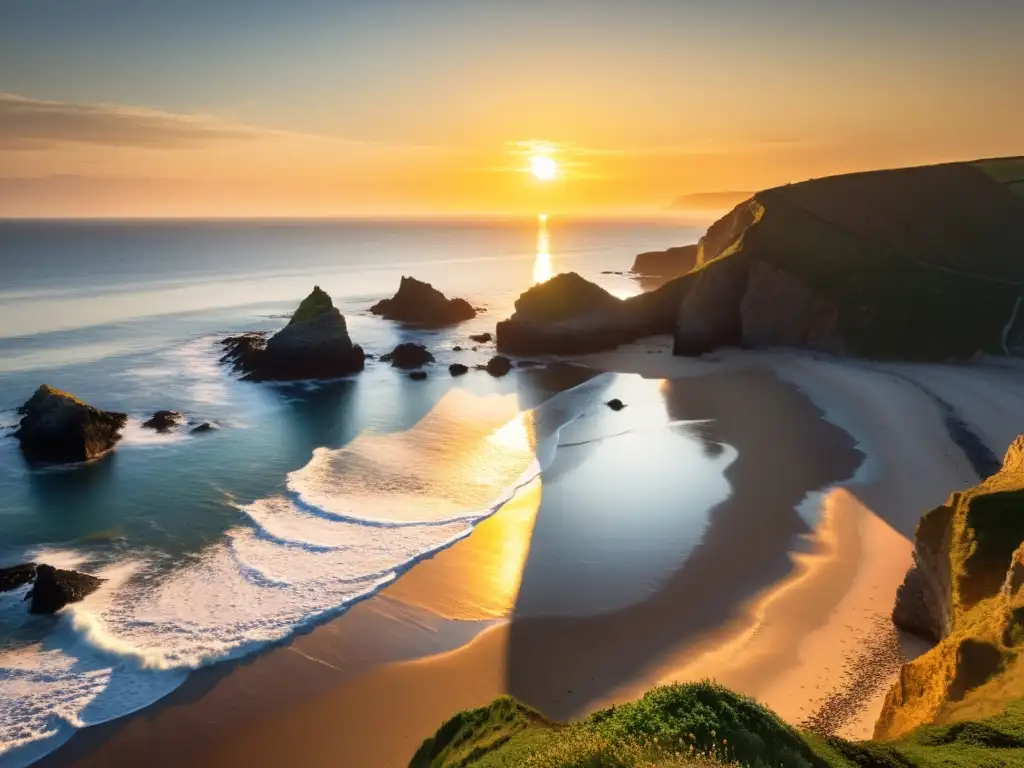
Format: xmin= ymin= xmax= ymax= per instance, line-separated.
xmin=370 ymin=277 xmax=476 ymax=327
xmin=222 ymin=288 xmax=365 ymax=381
xmin=27 ymin=564 xmax=104 ymax=615
xmin=142 ymin=411 xmax=182 ymax=433
xmin=408 ymin=371 xmax=428 ymax=381
xmin=469 ymin=332 xmax=492 ymax=343
xmin=0 ymin=563 xmax=37 ymax=592
xmin=449 ymin=363 xmax=469 ymax=377
xmin=486 ymin=356 xmax=513 ymax=377
xmin=190 ymin=422 xmax=216 ymax=434
xmin=381 ymin=343 xmax=435 ymax=370
xmin=15 ymin=385 xmax=127 ymax=465
xmin=631 ymin=244 xmax=698 ymax=278
xmin=606 ymin=399 xmax=626 ymax=411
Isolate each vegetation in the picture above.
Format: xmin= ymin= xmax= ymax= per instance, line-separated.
xmin=412 ymin=683 xmax=1024 ymax=768
xmin=875 ymin=440 xmax=1024 ymax=739
xmin=288 ymin=285 xmax=335 ymax=325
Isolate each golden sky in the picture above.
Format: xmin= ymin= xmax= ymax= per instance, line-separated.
xmin=1 ymin=1 xmax=1022 ymax=217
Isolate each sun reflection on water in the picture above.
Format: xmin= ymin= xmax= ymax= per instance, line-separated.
xmin=532 ymin=212 xmax=553 ymax=284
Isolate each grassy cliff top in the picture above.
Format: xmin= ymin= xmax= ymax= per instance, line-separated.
xmin=412 ymin=682 xmax=1024 ymax=768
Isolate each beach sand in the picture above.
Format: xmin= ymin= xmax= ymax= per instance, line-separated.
xmin=40 ymin=345 xmax=1024 ymax=767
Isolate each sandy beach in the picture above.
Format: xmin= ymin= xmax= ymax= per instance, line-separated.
xmin=37 ymin=344 xmax=1024 ymax=768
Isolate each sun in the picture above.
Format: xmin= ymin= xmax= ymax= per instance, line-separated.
xmin=530 ymin=155 xmax=557 ymax=181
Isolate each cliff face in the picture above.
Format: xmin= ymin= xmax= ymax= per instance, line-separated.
xmin=673 ymin=157 xmax=1024 ymax=361
xmin=876 ymin=436 xmax=1024 ymax=738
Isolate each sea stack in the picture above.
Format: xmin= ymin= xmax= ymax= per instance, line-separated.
xmin=15 ymin=385 xmax=127 ymax=465
xmin=370 ymin=276 xmax=476 ymax=326
xmin=221 ymin=287 xmax=365 ymax=381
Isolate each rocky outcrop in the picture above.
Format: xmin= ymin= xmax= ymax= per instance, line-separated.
xmin=631 ymin=245 xmax=698 ymax=278
xmin=876 ymin=435 xmax=1024 ymax=738
xmin=496 ymin=272 xmax=691 ymax=356
xmin=673 ymin=158 xmax=1024 ymax=361
xmin=15 ymin=385 xmax=127 ymax=465
xmin=190 ymin=422 xmax=216 ymax=434
xmin=381 ymin=343 xmax=434 ymax=370
xmin=221 ymin=287 xmax=365 ymax=381
xmin=449 ymin=363 xmax=469 ymax=377
xmin=143 ymin=411 xmax=182 ymax=433
xmin=370 ymin=277 xmax=476 ymax=327
xmin=469 ymin=332 xmax=492 ymax=344
xmin=0 ymin=563 xmax=104 ymax=615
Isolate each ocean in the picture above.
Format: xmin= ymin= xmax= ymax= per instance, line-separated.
xmin=0 ymin=216 xmax=709 ymax=764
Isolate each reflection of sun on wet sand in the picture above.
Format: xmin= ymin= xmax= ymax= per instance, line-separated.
xmin=39 ymin=347 xmax=1024 ymax=768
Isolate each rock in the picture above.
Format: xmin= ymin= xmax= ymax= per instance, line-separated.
xmin=222 ymin=288 xmax=365 ymax=381
xmin=380 ymin=343 xmax=435 ymax=370
xmin=496 ymin=271 xmax=692 ymax=356
xmin=142 ymin=411 xmax=182 ymax=433
xmin=370 ymin=276 xmax=476 ymax=326
xmin=449 ymin=363 xmax=469 ymax=377
xmin=738 ymin=262 xmax=842 ymax=352
xmin=15 ymin=385 xmax=127 ymax=465
xmin=453 ymin=345 xmax=464 ymax=352
xmin=673 ymin=253 xmax=750 ymax=356
xmin=190 ymin=422 xmax=216 ymax=434
xmin=408 ymin=371 xmax=428 ymax=381
xmin=486 ymin=356 xmax=513 ymax=377
xmin=631 ymin=244 xmax=698 ymax=278
xmin=0 ymin=563 xmax=37 ymax=593
xmin=27 ymin=564 xmax=104 ymax=615
xmin=606 ymin=398 xmax=626 ymax=411
xmin=469 ymin=332 xmax=492 ymax=343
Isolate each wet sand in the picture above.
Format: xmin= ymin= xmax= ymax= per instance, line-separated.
xmin=39 ymin=349 xmax=1024 ymax=768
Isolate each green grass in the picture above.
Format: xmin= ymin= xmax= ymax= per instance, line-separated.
xmin=288 ymin=285 xmax=334 ymax=325
xmin=412 ymin=684 xmax=1024 ymax=768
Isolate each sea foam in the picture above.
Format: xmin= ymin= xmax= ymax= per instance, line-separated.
xmin=0 ymin=377 xmax=615 ymax=765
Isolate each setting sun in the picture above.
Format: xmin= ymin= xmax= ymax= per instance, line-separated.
xmin=530 ymin=155 xmax=557 ymax=181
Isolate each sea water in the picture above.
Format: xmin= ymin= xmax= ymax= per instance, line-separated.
xmin=0 ymin=217 xmax=711 ymax=763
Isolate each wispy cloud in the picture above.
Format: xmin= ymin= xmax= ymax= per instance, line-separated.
xmin=0 ymin=93 xmax=258 ymax=149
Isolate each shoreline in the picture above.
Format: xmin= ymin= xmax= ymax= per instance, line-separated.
xmin=33 ymin=346 xmax=1024 ymax=767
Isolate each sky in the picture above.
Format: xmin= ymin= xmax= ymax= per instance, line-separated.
xmin=1 ymin=0 xmax=1022 ymax=217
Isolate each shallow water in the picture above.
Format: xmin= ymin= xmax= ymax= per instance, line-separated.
xmin=0 ymin=217 xmax=720 ymax=764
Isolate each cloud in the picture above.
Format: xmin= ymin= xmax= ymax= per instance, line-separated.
xmin=0 ymin=93 xmax=258 ymax=149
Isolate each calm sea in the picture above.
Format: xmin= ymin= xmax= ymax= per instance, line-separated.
xmin=0 ymin=217 xmax=711 ymax=764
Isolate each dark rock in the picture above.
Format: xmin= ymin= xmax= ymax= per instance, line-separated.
xmin=606 ymin=398 xmax=626 ymax=411
xmin=190 ymin=422 xmax=216 ymax=434
xmin=486 ymin=356 xmax=513 ymax=377
xmin=27 ymin=564 xmax=104 ymax=615
xmin=142 ymin=410 xmax=182 ymax=433
xmin=370 ymin=276 xmax=476 ymax=327
xmin=631 ymin=245 xmax=699 ymax=278
xmin=469 ymin=332 xmax=493 ymax=343
xmin=222 ymin=288 xmax=365 ymax=381
xmin=496 ymin=272 xmax=692 ymax=356
xmin=453 ymin=345 xmax=464 ymax=352
xmin=408 ymin=371 xmax=428 ymax=381
xmin=449 ymin=363 xmax=469 ymax=377
xmin=15 ymin=385 xmax=127 ymax=465
xmin=673 ymin=253 xmax=750 ymax=356
xmin=0 ymin=563 xmax=37 ymax=593
xmin=380 ymin=343 xmax=435 ymax=370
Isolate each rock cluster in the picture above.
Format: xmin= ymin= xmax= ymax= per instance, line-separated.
xmin=0 ymin=563 xmax=105 ymax=615
xmin=381 ymin=343 xmax=435 ymax=370
xmin=221 ymin=287 xmax=365 ymax=381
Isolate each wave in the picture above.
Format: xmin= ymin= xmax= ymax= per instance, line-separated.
xmin=0 ymin=376 xmax=622 ymax=765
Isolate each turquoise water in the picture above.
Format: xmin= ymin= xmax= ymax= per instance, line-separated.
xmin=0 ymin=217 xmax=707 ymax=764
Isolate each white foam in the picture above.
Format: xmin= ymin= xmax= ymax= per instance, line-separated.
xmin=0 ymin=378 xmax=615 ymax=763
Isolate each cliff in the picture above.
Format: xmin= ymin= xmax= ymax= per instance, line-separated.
xmin=672 ymin=157 xmax=1024 ymax=360
xmin=876 ymin=436 xmax=1024 ymax=739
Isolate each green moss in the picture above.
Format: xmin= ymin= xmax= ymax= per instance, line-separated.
xmin=413 ymin=685 xmax=1024 ymax=768
xmin=288 ymin=285 xmax=334 ymax=325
